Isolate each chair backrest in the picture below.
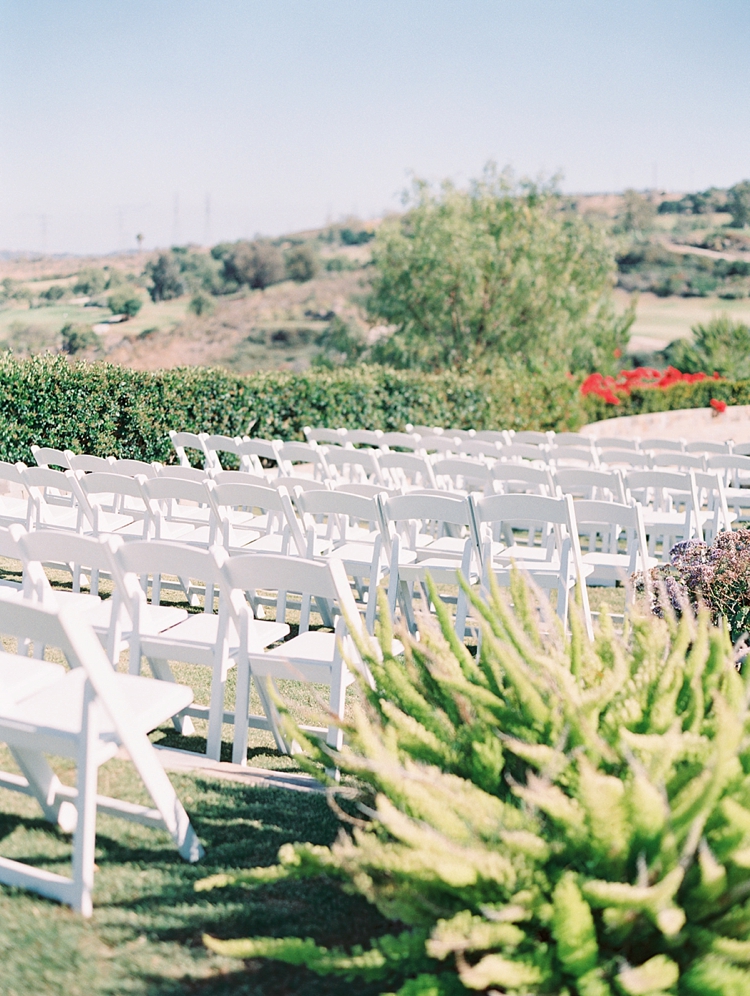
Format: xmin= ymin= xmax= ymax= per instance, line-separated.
xmin=221 ymin=553 xmax=362 ymax=637
xmin=594 ymin=437 xmax=640 ymax=451
xmin=473 ymin=430 xmax=509 ymax=444
xmin=203 ymin=434 xmax=242 ymax=471
xmin=458 ymin=439 xmax=502 ymax=460
xmin=303 ymin=426 xmax=348 ymax=445
xmin=598 ymin=449 xmax=651 ymax=469
xmin=236 ymin=438 xmax=282 ymax=462
xmin=707 ymin=453 xmax=750 ymax=487
xmin=378 ymin=492 xmax=471 ymax=562
xmin=21 ymin=466 xmax=80 ymax=525
xmin=377 ymin=451 xmax=437 ymax=490
xmin=212 ymin=470 xmax=270 ymax=487
xmin=573 ymin=498 xmax=649 ymax=577
xmin=335 ymin=482 xmax=401 ymax=498
xmin=548 ymin=445 xmax=599 ymax=468
xmin=114 ymin=539 xmax=225 ymax=613
xmin=447 ymin=429 xmax=476 ymax=440
xmin=470 ymin=491 xmax=571 ymax=529
xmin=324 ymin=446 xmax=384 ymax=484
xmin=418 ymin=435 xmax=461 ymax=454
xmin=296 ymin=488 xmax=379 ymax=548
xmin=18 ymin=528 xmax=120 ymax=605
xmin=432 ymin=457 xmax=491 ymax=489
xmin=141 ymin=476 xmax=213 ymax=536
xmin=346 ymin=429 xmax=383 ymax=448
xmin=31 ymin=445 xmax=71 ymax=470
xmin=499 ymin=443 xmax=548 ymax=462
xmin=274 ymin=476 xmax=330 ymax=493
xmin=624 ymin=469 xmax=700 ymax=535
xmin=0 ymin=461 xmax=27 ymax=488
xmin=650 ymin=452 xmax=706 ymax=471
xmin=553 ymin=467 xmax=626 ymax=503
xmin=732 ymin=441 xmax=750 ymax=457
xmin=67 ymin=453 xmax=113 ymax=473
xmin=378 ymin=432 xmax=422 ymax=452
xmin=71 ymin=470 xmax=149 ymax=534
xmin=108 ymin=458 xmax=160 ymax=478
xmin=511 ymin=431 xmax=550 ymax=445
xmin=168 ymin=430 xmax=208 ymax=468
xmin=642 ymin=437 xmax=686 ymax=452
xmin=554 ymin=432 xmax=590 ymax=446
xmin=276 ymin=441 xmax=330 ymax=479
xmin=685 ymin=440 xmax=732 ymax=454
xmin=405 ymin=424 xmax=442 ymax=436
xmin=491 ymin=463 xmax=554 ymax=495
xmin=156 ymin=465 xmax=208 ymax=482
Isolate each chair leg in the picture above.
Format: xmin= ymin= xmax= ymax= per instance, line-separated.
xmin=231 ymin=656 xmax=252 ymax=765
xmin=327 ymin=662 xmax=347 ymax=751
xmin=71 ymin=680 xmax=98 ymax=917
xmin=206 ymin=659 xmax=228 ymax=761
xmin=10 ymin=747 xmax=77 ymax=832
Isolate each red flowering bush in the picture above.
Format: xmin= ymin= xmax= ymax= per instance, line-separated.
xmin=711 ymin=397 xmax=728 ymax=414
xmin=580 ymin=366 xmax=720 ymax=405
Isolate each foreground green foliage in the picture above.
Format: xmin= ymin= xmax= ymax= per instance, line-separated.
xmin=201 ymin=576 xmax=750 ymax=994
xmin=0 ymin=354 xmax=582 ymax=464
xmin=368 ymin=166 xmax=630 ymax=373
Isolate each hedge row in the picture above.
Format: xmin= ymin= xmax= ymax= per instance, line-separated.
xmin=0 ymin=355 xmax=583 ymax=464
xmin=581 ymin=376 xmax=750 ymax=422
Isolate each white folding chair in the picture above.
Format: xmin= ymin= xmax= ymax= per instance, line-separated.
xmin=554 ymin=432 xmax=591 ymax=446
xmin=207 ymin=481 xmax=305 ymax=556
xmin=547 ymin=445 xmax=600 ymax=469
xmin=708 ymin=454 xmax=750 ymax=523
xmin=378 ymin=451 xmax=438 ymax=491
xmin=692 ymin=470 xmax=734 ymax=544
xmin=572 ymin=499 xmax=655 ymax=597
xmin=21 ymin=467 xmax=82 ymax=532
xmin=17 ymin=529 xmax=188 ymax=666
xmin=468 ymin=492 xmax=594 ymax=639
xmin=108 ymin=458 xmax=160 ymax=478
xmin=419 ymin=435 xmax=462 ymax=455
xmin=623 ymin=470 xmax=702 ymax=560
xmin=276 ymin=441 xmax=331 ymax=481
xmin=113 ymin=540 xmax=289 ymax=760
xmin=552 ymin=467 xmax=626 ymax=503
xmin=236 ymin=438 xmax=283 ymax=478
xmin=491 ymin=463 xmax=555 ymax=497
xmin=169 ymin=430 xmax=209 ymax=468
xmin=223 ymin=554 xmax=372 ymax=761
xmin=324 ymin=446 xmax=385 ymax=486
xmin=295 ymin=488 xmax=386 ymax=632
xmin=598 ymin=449 xmax=652 ymax=469
xmin=377 ymin=492 xmax=477 ymax=637
xmin=473 ymin=430 xmax=510 ymax=445
xmin=66 ymin=453 xmax=113 ymax=474
xmin=156 ymin=465 xmax=208 ymax=482
xmin=650 ymin=452 xmax=706 ymax=472
xmin=498 ymin=443 xmax=549 ymax=464
xmin=378 ymin=432 xmax=422 ymax=452
xmin=70 ymin=471 xmax=148 ymax=537
xmin=732 ymin=442 xmax=750 ymax=457
xmin=31 ymin=445 xmax=71 ymax=470
xmin=203 ymin=434 xmax=244 ymax=472
xmin=510 ymin=431 xmax=550 ymax=446
xmin=432 ymin=457 xmax=492 ymax=493
xmin=0 ymin=595 xmax=202 ymax=915
xmin=141 ymin=477 xmax=214 ymax=544
xmin=458 ymin=439 xmax=502 ymax=461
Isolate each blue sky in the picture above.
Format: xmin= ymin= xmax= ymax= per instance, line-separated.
xmin=1 ymin=0 xmax=748 ymax=254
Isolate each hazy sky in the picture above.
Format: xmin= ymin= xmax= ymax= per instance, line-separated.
xmin=1 ymin=0 xmax=748 ymax=255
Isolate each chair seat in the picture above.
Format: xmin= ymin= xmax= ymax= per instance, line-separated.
xmin=582 ymin=551 xmax=658 ymax=578
xmin=0 ymin=496 xmax=29 ymax=522
xmin=52 ymin=591 xmax=189 ymax=637
xmin=495 ymin=544 xmax=555 ymax=563
xmin=4 ymin=668 xmax=195 ymax=747
xmin=416 ymin=536 xmax=467 ymax=560
xmin=252 ymin=631 xmax=351 ymax=683
xmin=325 ymin=541 xmax=382 ymax=572
xmin=0 ymin=655 xmax=65 ymax=708
xmin=153 ymin=520 xmax=209 ymax=543
xmin=141 ymin=612 xmax=289 ymax=664
xmin=400 ymin=557 xmax=478 ymax=585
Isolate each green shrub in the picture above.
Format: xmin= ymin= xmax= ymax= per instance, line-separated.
xmin=661 ymin=314 xmax=750 ymax=380
xmin=198 ymin=575 xmax=750 ymax=995
xmin=285 ymin=243 xmax=320 ymax=282
xmin=0 ymin=354 xmax=583 ymax=464
xmin=188 ymin=292 xmax=215 ymax=317
xmin=60 ymin=323 xmax=102 ymax=355
xmin=107 ymin=291 xmax=142 ymax=319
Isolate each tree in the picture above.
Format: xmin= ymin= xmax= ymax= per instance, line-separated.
xmin=727 ymin=180 xmax=750 ymax=228
xmin=222 ymin=240 xmax=285 ymax=289
xmin=285 ymin=243 xmax=320 ymax=282
xmin=73 ymin=268 xmax=107 ymax=296
xmin=144 ymin=253 xmax=185 ymax=302
xmin=618 ymin=189 xmax=656 ymax=233
xmin=368 ymin=166 xmax=623 ymax=372
xmin=60 ymin=323 xmax=102 ymax=355
xmin=108 ymin=291 xmax=142 ymax=319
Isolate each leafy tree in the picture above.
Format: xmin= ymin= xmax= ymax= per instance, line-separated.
xmin=662 ymin=312 xmax=750 ymax=378
xmin=73 ymin=268 xmax=107 ymax=296
xmin=107 ymin=291 xmax=142 ymax=319
xmin=727 ymin=180 xmax=750 ymax=228
xmin=222 ymin=240 xmax=285 ymax=290
xmin=617 ymin=189 xmax=657 ymax=233
xmin=340 ymin=226 xmax=374 ymax=245
xmin=285 ymin=243 xmax=320 ymax=282
xmin=312 ymin=316 xmax=367 ymax=367
xmin=39 ymin=284 xmax=65 ymax=302
xmin=144 ymin=253 xmax=185 ymax=302
xmin=368 ymin=166 xmax=624 ymax=372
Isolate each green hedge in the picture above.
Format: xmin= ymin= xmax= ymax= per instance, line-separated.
xmin=0 ymin=355 xmax=584 ymax=464
xmin=582 ymin=376 xmax=750 ymax=422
